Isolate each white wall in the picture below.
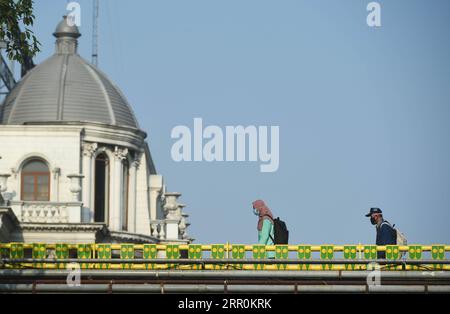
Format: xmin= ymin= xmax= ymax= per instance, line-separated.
xmin=0 ymin=124 xmax=172 ymax=241
xmin=135 ymin=151 xmax=151 ymax=235
xmin=0 ymin=125 xmax=82 ymax=218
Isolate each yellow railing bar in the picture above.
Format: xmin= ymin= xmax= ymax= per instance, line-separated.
xmin=1 ymin=243 xmax=449 ymax=253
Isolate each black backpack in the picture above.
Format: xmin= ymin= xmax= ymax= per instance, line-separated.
xmin=269 ymin=217 xmax=289 ymax=245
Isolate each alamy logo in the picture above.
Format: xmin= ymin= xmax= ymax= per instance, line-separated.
xmin=66 ymin=263 xmax=81 ymax=287
xmin=367 ymin=2 xmax=381 ymax=27
xmin=366 ymin=262 xmax=382 ymax=290
xmin=171 ymin=118 xmax=280 ymax=173
xmin=66 ymin=2 xmax=81 ymax=27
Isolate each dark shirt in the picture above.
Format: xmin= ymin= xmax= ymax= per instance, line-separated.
xmin=376 ymin=220 xmax=397 ymax=259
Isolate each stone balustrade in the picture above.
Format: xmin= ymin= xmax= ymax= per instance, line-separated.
xmin=151 ymin=220 xmax=167 ymax=239
xmin=10 ymin=201 xmax=82 ymax=223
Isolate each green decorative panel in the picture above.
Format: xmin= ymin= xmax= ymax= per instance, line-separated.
xmin=189 ymin=245 xmax=202 ymax=259
xmin=252 ymin=245 xmax=266 ymax=259
xmin=232 ymin=245 xmax=245 ymax=269
xmin=78 ymin=244 xmax=92 ymax=269
xmin=97 ymin=244 xmax=111 ymax=258
xmin=408 ymin=245 xmax=423 ymax=270
xmin=322 ymin=246 xmax=334 ymax=259
xmin=211 ymin=245 xmax=225 ymax=259
xmin=275 ymin=245 xmax=288 ymax=270
xmin=96 ymin=244 xmax=111 ymax=270
xmin=166 ymin=245 xmax=180 ymax=269
xmin=56 ymin=244 xmax=69 ymax=259
xmin=276 ymin=245 xmax=289 ymax=259
xmin=385 ymin=245 xmax=400 ymax=270
xmin=344 ymin=246 xmax=357 ymax=259
xmin=364 ymin=245 xmax=377 ymax=259
xmin=344 ymin=245 xmax=357 ymax=270
xmin=32 ymin=243 xmax=46 ymax=269
xmin=143 ymin=245 xmax=158 ymax=259
xmin=408 ymin=246 xmax=423 ymax=260
xmin=297 ymin=246 xmax=311 ymax=270
xmin=143 ymin=244 xmax=158 ymax=270
xmin=55 ymin=244 xmax=69 ymax=269
xmin=386 ymin=245 xmax=400 ymax=260
xmin=32 ymin=244 xmax=46 ymax=258
xmin=211 ymin=245 xmax=225 ymax=270
xmin=188 ymin=245 xmax=202 ymax=270
xmin=232 ymin=245 xmax=245 ymax=259
xmin=432 ymin=245 xmax=445 ymax=270
xmin=120 ymin=244 xmax=134 ymax=270
xmin=297 ymin=246 xmax=311 ymax=259
xmin=432 ymin=245 xmax=445 ymax=260
xmin=77 ymin=244 xmax=91 ymax=258
xmin=10 ymin=243 xmax=24 ymax=259
xmin=320 ymin=245 xmax=334 ymax=270
xmin=166 ymin=245 xmax=180 ymax=259
xmin=252 ymin=245 xmax=266 ymax=270
xmin=120 ymin=244 xmax=134 ymax=259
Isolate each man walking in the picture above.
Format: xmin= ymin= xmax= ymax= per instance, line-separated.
xmin=365 ymin=207 xmax=397 ymax=259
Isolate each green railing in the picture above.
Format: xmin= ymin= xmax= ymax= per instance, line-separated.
xmin=0 ymin=243 xmax=448 ymax=271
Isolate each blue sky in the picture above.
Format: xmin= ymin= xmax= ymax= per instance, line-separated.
xmin=20 ymin=0 xmax=450 ymax=244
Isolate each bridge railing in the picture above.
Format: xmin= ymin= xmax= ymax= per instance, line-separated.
xmin=0 ymin=243 xmax=448 ymax=271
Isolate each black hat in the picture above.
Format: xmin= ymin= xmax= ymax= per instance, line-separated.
xmin=365 ymin=207 xmax=382 ymax=217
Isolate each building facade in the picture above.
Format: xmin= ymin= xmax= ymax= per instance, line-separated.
xmin=0 ymin=16 xmax=191 ymax=244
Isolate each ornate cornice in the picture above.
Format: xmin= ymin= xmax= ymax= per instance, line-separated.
xmin=104 ymin=230 xmax=159 ymax=244
xmin=18 ymin=223 xmax=107 ymax=233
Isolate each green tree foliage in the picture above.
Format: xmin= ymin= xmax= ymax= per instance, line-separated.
xmin=0 ymin=0 xmax=40 ymax=65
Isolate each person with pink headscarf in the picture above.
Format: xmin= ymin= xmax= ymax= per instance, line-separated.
xmin=252 ymin=199 xmax=275 ymax=258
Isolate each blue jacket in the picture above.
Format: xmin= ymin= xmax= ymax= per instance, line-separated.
xmin=376 ymin=220 xmax=397 ymax=258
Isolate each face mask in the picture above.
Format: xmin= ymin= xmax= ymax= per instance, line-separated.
xmin=370 ymin=217 xmax=377 ymax=225
xmin=253 ymin=208 xmax=259 ymax=216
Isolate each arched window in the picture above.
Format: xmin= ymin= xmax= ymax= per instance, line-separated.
xmin=21 ymin=159 xmax=50 ymax=201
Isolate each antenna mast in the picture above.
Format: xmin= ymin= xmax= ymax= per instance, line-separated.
xmin=92 ymin=0 xmax=99 ymax=66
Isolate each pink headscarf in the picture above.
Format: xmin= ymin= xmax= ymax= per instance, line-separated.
xmin=252 ymin=200 xmax=274 ymax=231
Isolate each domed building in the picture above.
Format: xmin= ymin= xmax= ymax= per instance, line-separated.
xmin=0 ymin=17 xmax=191 ymax=244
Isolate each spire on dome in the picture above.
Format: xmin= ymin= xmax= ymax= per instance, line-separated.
xmin=53 ymin=16 xmax=81 ymax=54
